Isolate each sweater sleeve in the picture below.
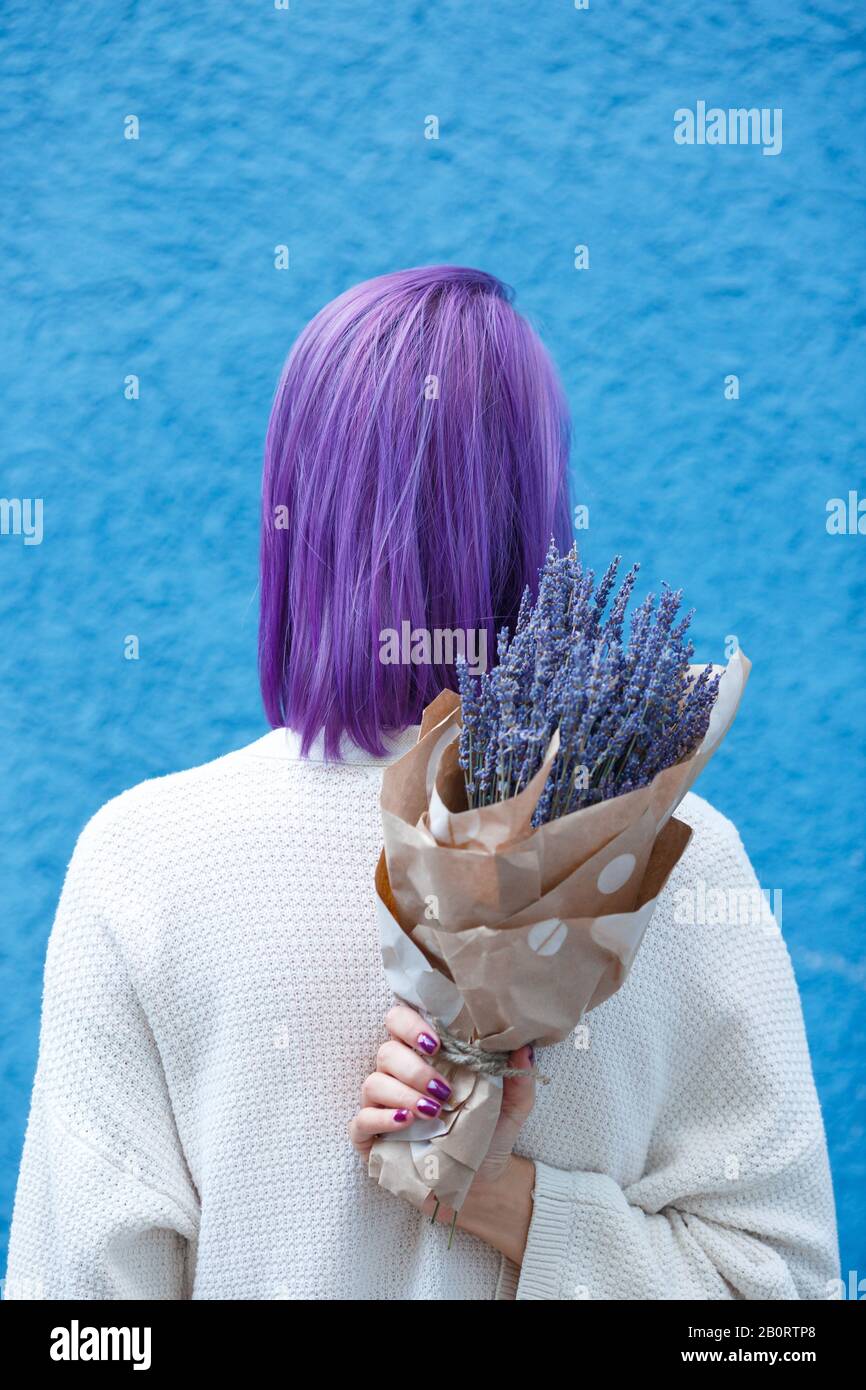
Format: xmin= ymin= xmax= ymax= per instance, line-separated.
xmin=511 ymin=809 xmax=840 ymax=1302
xmin=4 ymin=804 xmax=200 ymax=1301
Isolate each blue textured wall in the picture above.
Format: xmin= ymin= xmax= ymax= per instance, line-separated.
xmin=1 ymin=0 xmax=863 ymax=1282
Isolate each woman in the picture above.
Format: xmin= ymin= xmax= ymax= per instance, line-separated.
xmin=5 ymin=266 xmax=839 ymax=1300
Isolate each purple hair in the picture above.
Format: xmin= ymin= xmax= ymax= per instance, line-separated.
xmin=258 ymin=264 xmax=572 ymax=758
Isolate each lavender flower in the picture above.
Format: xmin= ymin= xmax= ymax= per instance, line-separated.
xmin=457 ymin=541 xmax=722 ymax=825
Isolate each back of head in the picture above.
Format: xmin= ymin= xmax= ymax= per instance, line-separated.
xmin=259 ymin=264 xmax=572 ymax=757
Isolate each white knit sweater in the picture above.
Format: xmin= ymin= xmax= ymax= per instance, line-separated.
xmin=4 ymin=727 xmax=839 ymax=1301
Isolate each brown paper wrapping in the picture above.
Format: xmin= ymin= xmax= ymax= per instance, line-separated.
xmin=368 ymin=650 xmax=751 ymax=1213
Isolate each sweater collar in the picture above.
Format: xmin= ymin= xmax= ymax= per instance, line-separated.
xmin=247 ymin=724 xmax=421 ymax=766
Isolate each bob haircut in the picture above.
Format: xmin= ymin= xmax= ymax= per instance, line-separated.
xmin=259 ymin=264 xmax=573 ymax=758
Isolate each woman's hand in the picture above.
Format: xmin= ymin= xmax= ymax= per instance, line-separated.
xmin=349 ymin=1004 xmax=537 ymax=1266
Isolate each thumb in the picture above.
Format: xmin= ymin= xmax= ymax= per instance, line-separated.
xmin=500 ymin=1043 xmax=536 ymax=1126
xmin=476 ymin=1045 xmax=537 ymax=1183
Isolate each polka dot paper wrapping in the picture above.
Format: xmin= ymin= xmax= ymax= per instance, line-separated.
xmin=369 ymin=650 xmax=750 ymax=1213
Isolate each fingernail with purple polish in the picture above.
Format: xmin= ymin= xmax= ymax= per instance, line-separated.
xmin=427 ymin=1078 xmax=452 ymax=1102
xmin=393 ymin=1109 xmax=410 ymax=1123
xmin=528 ymin=1046 xmax=535 ymax=1065
xmin=416 ymin=1032 xmax=439 ymax=1056
xmin=416 ymin=1098 xmax=440 ymax=1117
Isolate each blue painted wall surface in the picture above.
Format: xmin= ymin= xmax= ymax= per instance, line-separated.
xmin=1 ymin=1 xmax=863 ymax=1280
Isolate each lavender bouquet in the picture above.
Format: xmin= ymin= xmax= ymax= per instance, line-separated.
xmin=457 ymin=541 xmax=722 ymax=824
xmin=369 ymin=542 xmax=750 ymax=1217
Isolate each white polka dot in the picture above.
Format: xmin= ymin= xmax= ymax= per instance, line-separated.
xmin=527 ymin=918 xmax=568 ymax=955
xmin=597 ymin=853 xmax=636 ymax=894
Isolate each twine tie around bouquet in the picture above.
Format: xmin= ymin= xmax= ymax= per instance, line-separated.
xmin=420 ymin=1011 xmax=550 ymax=1083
